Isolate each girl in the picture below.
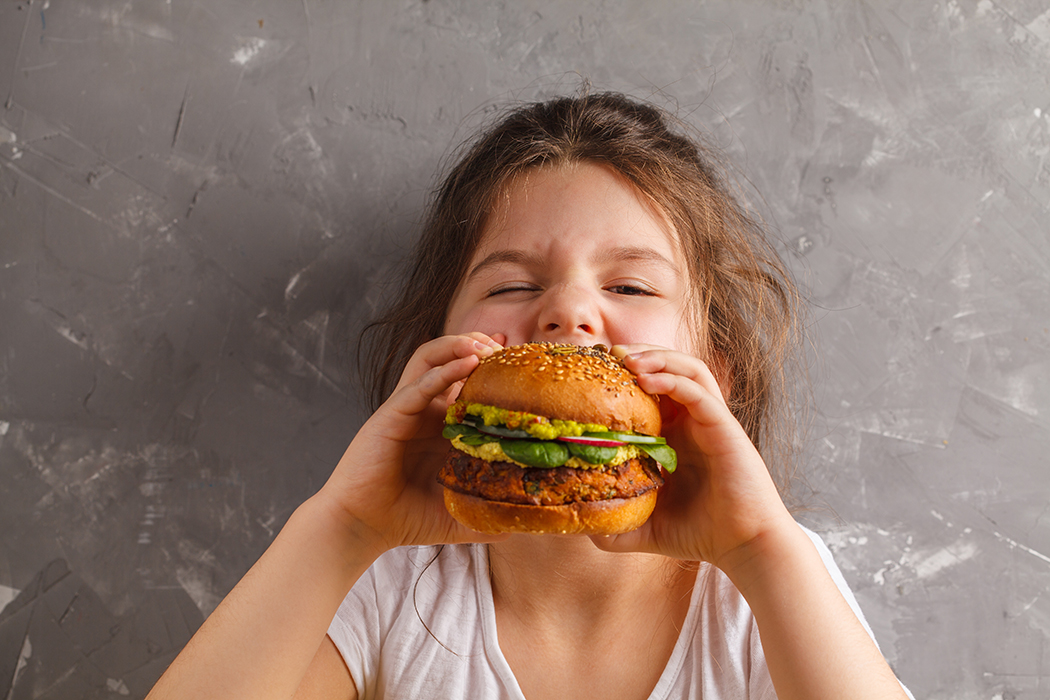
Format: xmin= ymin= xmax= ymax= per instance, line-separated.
xmin=147 ymin=92 xmax=910 ymax=699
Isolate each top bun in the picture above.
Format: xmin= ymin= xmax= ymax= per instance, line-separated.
xmin=457 ymin=342 xmax=662 ymax=435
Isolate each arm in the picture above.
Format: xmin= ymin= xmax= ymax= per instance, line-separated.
xmin=596 ymin=345 xmax=908 ymax=700
xmin=722 ymin=517 xmax=908 ymax=700
xmin=146 ymin=334 xmax=504 ymax=700
xmin=294 ymin=634 xmax=358 ymax=700
xmin=146 ymin=495 xmax=370 ymax=700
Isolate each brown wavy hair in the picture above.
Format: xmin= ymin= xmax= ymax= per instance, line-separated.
xmin=357 ymin=91 xmax=804 ymax=498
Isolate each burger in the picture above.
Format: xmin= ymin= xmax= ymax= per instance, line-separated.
xmin=437 ymin=342 xmax=677 ymax=535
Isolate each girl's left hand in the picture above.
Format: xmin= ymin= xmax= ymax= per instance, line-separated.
xmin=590 ymin=345 xmax=797 ymax=570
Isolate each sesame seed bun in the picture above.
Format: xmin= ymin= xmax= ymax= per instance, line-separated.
xmin=441 ymin=342 xmax=664 ymax=535
xmin=456 ymin=342 xmax=662 ymax=436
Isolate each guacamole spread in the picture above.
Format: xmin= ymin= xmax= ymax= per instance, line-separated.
xmin=446 ymin=402 xmax=608 ymax=441
xmin=450 ymin=434 xmax=641 ymax=470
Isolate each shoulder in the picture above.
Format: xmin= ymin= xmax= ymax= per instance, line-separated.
xmin=692 ymin=522 xmax=877 ymax=645
xmin=666 ymin=523 xmax=880 ymax=699
xmin=795 ymin=523 xmax=880 ymax=642
xmin=341 ymin=543 xmax=482 ymax=610
xmin=329 ymin=543 xmax=487 ymax=640
xmin=327 ymin=544 xmax=506 ymax=699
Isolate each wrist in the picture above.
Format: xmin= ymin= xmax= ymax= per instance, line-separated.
xmin=714 ymin=514 xmax=812 ymax=600
xmin=295 ymin=489 xmax=392 ymax=574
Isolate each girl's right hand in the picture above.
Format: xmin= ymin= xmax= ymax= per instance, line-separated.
xmin=313 ymin=332 xmax=507 ymax=559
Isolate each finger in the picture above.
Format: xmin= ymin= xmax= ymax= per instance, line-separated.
xmin=470 ymin=331 xmax=504 ymax=351
xmin=446 ymin=378 xmax=467 ymax=405
xmin=635 ymin=371 xmax=758 ymax=462
xmin=396 ymin=334 xmax=497 ymax=392
xmin=440 ymin=333 xmax=505 ymax=405
xmin=634 ymin=371 xmax=730 ymax=428
xmin=588 ymin=524 xmax=657 ymax=555
xmin=614 ymin=346 xmax=727 ymax=406
xmin=374 ymin=354 xmax=482 ymax=442
xmin=609 ymin=342 xmax=665 ymax=358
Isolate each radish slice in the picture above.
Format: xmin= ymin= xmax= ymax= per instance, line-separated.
xmin=585 ymin=431 xmax=666 ymax=445
xmin=558 ymin=436 xmax=625 ymax=447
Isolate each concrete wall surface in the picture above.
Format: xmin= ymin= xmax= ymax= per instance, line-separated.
xmin=1 ymin=1 xmax=1048 ymax=698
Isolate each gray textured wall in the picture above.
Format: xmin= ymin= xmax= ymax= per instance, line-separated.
xmin=1 ymin=1 xmax=1048 ymax=698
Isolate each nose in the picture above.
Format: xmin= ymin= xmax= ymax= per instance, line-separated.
xmin=534 ymin=283 xmax=603 ymax=345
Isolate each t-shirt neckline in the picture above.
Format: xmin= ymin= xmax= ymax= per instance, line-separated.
xmin=471 ymin=543 xmax=705 ymax=700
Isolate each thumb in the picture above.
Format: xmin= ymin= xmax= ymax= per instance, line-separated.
xmin=588 ymin=523 xmax=653 ymax=555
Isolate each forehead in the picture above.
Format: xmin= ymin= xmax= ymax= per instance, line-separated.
xmin=476 ymin=161 xmax=680 ymax=256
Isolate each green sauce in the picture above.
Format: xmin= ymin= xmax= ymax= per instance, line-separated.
xmin=446 ymin=402 xmax=608 ymax=440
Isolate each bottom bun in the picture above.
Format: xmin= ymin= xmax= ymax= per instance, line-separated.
xmin=443 ymin=487 xmax=657 ymax=535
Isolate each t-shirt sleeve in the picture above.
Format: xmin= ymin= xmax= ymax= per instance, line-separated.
xmin=800 ymin=526 xmax=916 ymax=700
xmin=326 ymin=550 xmax=410 ymax=700
xmin=800 ymin=526 xmax=879 ymax=641
xmin=747 ymin=611 xmax=778 ymax=700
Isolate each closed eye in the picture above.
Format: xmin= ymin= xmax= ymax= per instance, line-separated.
xmin=607 ymin=283 xmax=656 ymax=296
xmin=486 ymin=283 xmax=540 ymax=297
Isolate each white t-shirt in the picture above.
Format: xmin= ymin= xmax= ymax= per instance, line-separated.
xmin=327 ymin=526 xmax=888 ymax=699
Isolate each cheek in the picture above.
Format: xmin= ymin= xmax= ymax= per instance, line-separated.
xmin=444 ymin=305 xmax=523 ymax=338
xmin=612 ymin=305 xmax=693 ymax=352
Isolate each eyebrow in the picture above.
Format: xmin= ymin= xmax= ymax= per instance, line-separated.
xmin=464 ymin=250 xmax=546 ymax=282
xmin=595 ymin=245 xmax=680 ymax=272
xmin=464 ymin=245 xmax=680 ymax=283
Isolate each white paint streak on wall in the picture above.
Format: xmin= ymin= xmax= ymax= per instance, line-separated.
xmin=843 ymin=411 xmax=950 ymax=447
xmin=905 ymin=540 xmax=978 ymax=580
xmin=275 ymin=121 xmax=333 ymax=185
xmin=175 ymin=564 xmax=221 ymax=617
xmin=0 ymin=584 xmax=19 ymax=611
xmin=91 ymin=6 xmax=175 ymax=42
xmin=1003 ymin=374 xmax=1039 ymax=417
xmin=950 ymin=245 xmax=972 ymax=294
xmin=232 ymin=38 xmax=268 ymax=66
xmin=54 ymin=323 xmax=91 ymax=351
xmin=873 ymin=561 xmax=898 ymax=585
xmin=944 ymin=0 xmax=962 ymax=23
xmin=105 ymin=678 xmax=131 ymax=695
xmin=994 ymin=531 xmax=1050 ymax=566
xmin=285 ymin=271 xmax=303 ymax=301
xmin=1026 ymin=9 xmax=1050 ymax=44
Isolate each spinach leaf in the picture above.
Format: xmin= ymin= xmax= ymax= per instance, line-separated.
xmin=444 ymin=423 xmax=499 ymax=446
xmin=566 ymin=443 xmax=619 ymax=465
xmin=499 ymin=439 xmax=570 ymax=468
xmin=638 ymin=443 xmax=677 ymax=472
xmin=442 ymin=424 xmax=475 ymax=439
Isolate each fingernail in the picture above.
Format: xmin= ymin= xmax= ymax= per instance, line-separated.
xmin=474 ymin=341 xmax=494 ymax=354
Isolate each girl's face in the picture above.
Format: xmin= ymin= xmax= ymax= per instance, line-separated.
xmin=444 ymin=162 xmax=692 ymax=351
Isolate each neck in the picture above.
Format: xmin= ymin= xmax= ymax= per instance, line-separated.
xmin=487 ymin=536 xmax=694 ymax=628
